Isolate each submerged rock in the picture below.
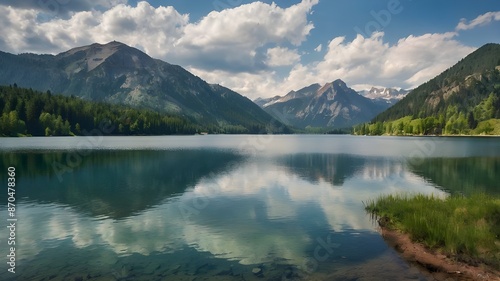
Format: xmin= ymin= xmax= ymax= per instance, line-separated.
xmin=252 ymin=267 xmax=263 ymax=275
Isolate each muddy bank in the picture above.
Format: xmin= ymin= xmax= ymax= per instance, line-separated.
xmin=378 ymin=224 xmax=500 ymax=281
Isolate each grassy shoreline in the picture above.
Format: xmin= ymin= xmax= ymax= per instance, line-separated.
xmin=364 ymin=193 xmax=500 ymax=269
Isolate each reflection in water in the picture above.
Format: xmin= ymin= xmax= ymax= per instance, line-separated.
xmin=278 ymin=154 xmax=366 ymax=186
xmin=408 ymin=157 xmax=500 ymax=195
xmin=0 ymin=150 xmax=242 ymax=218
xmin=0 ymin=150 xmax=447 ymax=280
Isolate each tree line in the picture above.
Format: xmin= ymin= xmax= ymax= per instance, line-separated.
xmin=0 ymin=85 xmax=292 ymax=136
xmin=353 ymin=92 xmax=500 ymax=136
xmin=0 ymin=84 xmax=204 ymax=136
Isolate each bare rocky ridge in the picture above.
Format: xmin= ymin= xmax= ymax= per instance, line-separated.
xmin=255 ymin=80 xmax=390 ymax=129
xmin=358 ymin=87 xmax=409 ymax=105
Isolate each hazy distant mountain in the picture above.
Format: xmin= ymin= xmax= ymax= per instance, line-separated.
xmin=254 ymin=96 xmax=281 ymax=108
xmin=0 ymin=41 xmax=280 ymax=132
xmin=255 ymin=80 xmax=390 ymax=129
xmin=358 ymin=87 xmax=409 ymax=105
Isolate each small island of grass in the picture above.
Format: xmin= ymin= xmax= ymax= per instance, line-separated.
xmin=365 ymin=193 xmax=500 ymax=280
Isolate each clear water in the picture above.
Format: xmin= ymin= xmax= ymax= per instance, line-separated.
xmin=0 ymin=135 xmax=499 ymax=280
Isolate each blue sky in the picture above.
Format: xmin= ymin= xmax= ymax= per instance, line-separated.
xmin=0 ymin=0 xmax=499 ymax=98
xmin=148 ymin=0 xmax=499 ymax=46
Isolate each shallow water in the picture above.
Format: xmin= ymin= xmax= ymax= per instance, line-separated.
xmin=0 ymin=135 xmax=499 ymax=280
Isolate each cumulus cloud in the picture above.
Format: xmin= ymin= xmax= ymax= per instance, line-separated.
xmin=274 ymin=31 xmax=475 ymax=94
xmin=0 ymin=0 xmax=482 ymax=99
xmin=314 ymin=32 xmax=475 ymax=90
xmin=456 ymin=11 xmax=500 ymax=31
xmin=173 ymin=0 xmax=318 ymax=72
xmin=188 ymin=67 xmax=286 ymax=99
xmin=0 ymin=0 xmax=317 ymax=73
xmin=0 ymin=3 xmax=188 ymax=54
xmin=266 ymin=47 xmax=301 ymax=67
xmin=194 ymin=31 xmax=475 ymax=99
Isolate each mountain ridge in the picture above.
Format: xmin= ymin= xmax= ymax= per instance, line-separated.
xmin=373 ymin=43 xmax=500 ymax=123
xmin=358 ymin=43 xmax=500 ymax=135
xmin=256 ymin=79 xmax=390 ymax=129
xmin=358 ymin=87 xmax=409 ymax=105
xmin=0 ymin=41 xmax=284 ymax=133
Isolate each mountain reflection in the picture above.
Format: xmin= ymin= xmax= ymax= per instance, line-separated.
xmin=1 ymin=150 xmax=242 ymax=218
xmin=9 ymin=153 xmax=446 ymax=268
xmin=278 ymin=154 xmax=366 ymax=186
xmin=408 ymin=157 xmax=500 ymax=195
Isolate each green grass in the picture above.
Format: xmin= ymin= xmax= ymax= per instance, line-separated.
xmin=364 ymin=193 xmax=500 ymax=268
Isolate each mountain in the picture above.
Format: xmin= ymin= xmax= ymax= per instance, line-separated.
xmin=358 ymin=87 xmax=409 ymax=105
xmin=255 ymin=80 xmax=390 ymax=129
xmin=367 ymin=43 xmax=500 ymax=135
xmin=254 ymin=96 xmax=282 ymax=108
xmin=0 ymin=41 xmax=282 ymax=133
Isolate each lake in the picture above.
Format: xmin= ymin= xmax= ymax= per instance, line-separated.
xmin=0 ymin=135 xmax=499 ymax=280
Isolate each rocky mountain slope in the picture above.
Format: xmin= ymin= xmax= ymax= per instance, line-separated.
xmin=358 ymin=87 xmax=409 ymax=105
xmin=373 ymin=43 xmax=500 ymax=124
xmin=0 ymin=41 xmax=280 ymax=131
xmin=362 ymin=43 xmax=500 ymax=136
xmin=255 ymin=80 xmax=390 ymax=129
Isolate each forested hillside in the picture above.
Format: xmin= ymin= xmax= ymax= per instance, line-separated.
xmin=0 ymin=85 xmax=280 ymax=136
xmin=354 ymin=43 xmax=500 ymax=135
xmin=0 ymin=42 xmax=282 ymax=133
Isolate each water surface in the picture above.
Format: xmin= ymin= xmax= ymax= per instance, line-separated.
xmin=0 ymin=135 xmax=499 ymax=280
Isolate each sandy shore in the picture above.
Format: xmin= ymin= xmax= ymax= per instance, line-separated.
xmin=378 ymin=223 xmax=500 ymax=281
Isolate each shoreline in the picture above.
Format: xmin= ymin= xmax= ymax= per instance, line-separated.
xmin=378 ymin=223 xmax=500 ymax=281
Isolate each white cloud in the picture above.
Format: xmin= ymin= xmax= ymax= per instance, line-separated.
xmin=456 ymin=11 xmax=500 ymax=31
xmin=0 ymin=3 xmax=188 ymax=54
xmin=188 ymin=67 xmax=286 ymax=99
xmin=0 ymin=0 xmax=317 ymax=74
xmin=190 ymin=31 xmax=475 ymax=99
xmin=266 ymin=47 xmax=301 ymax=67
xmin=284 ymin=32 xmax=475 ymax=94
xmin=177 ymin=0 xmax=317 ymax=48
xmin=172 ymin=0 xmax=317 ymax=72
xmin=0 ymin=1 xmax=482 ymax=100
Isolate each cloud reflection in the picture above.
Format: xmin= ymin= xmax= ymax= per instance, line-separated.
xmin=5 ymin=154 xmax=447 ymax=268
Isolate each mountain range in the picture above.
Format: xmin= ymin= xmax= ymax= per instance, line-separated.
xmin=358 ymin=87 xmax=409 ymax=105
xmin=255 ymin=80 xmax=392 ymax=129
xmin=2 ymin=41 xmax=497 ymax=135
xmin=0 ymin=41 xmax=281 ymax=133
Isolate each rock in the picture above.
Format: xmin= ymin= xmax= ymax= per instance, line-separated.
xmin=252 ymin=267 xmax=262 ymax=275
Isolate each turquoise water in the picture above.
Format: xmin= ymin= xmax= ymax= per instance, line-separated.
xmin=0 ymin=135 xmax=499 ymax=280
